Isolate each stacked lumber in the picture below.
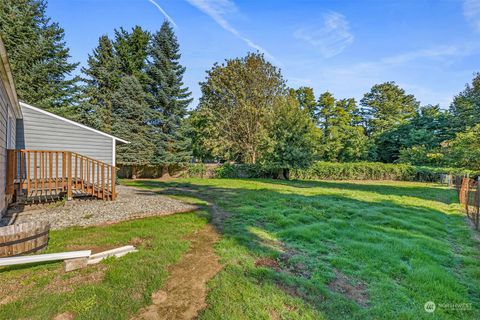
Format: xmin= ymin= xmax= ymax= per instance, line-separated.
xmin=0 ymin=245 xmax=137 ymax=272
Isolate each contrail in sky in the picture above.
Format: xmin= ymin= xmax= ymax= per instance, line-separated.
xmin=147 ymin=0 xmax=178 ymax=28
xmin=186 ymin=0 xmax=278 ymax=63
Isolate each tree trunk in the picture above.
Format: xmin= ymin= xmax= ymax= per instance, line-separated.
xmin=132 ymin=166 xmax=137 ymax=179
xmin=276 ymin=169 xmax=290 ymax=180
xmin=161 ymin=165 xmax=171 ymax=179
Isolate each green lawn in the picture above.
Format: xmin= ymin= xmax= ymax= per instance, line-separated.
xmin=126 ymin=178 xmax=480 ymax=320
xmin=0 ymin=211 xmax=208 ymax=319
xmin=1 ymin=178 xmax=479 ymax=319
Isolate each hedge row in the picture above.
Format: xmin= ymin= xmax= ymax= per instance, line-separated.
xmin=182 ymin=162 xmax=478 ymax=181
xmin=291 ymin=162 xmax=478 ymax=181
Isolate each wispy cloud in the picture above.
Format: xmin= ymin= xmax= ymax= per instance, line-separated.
xmin=147 ymin=0 xmax=178 ymax=28
xmin=294 ymin=12 xmax=354 ymax=58
xmin=320 ymin=43 xmax=477 ymax=81
xmin=464 ymin=0 xmax=480 ymax=31
xmin=381 ymin=45 xmax=475 ymax=65
xmin=185 ymin=0 xmax=277 ymax=62
xmin=294 ymin=43 xmax=478 ymax=107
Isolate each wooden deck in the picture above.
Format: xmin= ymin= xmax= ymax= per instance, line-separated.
xmin=6 ymin=150 xmax=116 ymax=204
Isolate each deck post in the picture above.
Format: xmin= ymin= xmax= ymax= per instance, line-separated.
xmin=111 ymin=166 xmax=116 ymax=201
xmin=6 ymin=150 xmax=15 ymax=199
xmin=67 ymin=151 xmax=73 ymax=201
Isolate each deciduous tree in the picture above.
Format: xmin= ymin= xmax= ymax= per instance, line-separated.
xmin=261 ymin=95 xmax=320 ymax=179
xmin=289 ymin=87 xmax=318 ymax=122
xmin=197 ymin=53 xmax=286 ymax=164
xmin=445 ymin=124 xmax=480 ymax=170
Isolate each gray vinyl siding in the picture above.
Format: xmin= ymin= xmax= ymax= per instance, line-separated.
xmin=17 ymin=105 xmax=114 ymax=165
xmin=0 ymin=83 xmax=7 ymax=215
xmin=0 ymin=79 xmax=15 ymax=215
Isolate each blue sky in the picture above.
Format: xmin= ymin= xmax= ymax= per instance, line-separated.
xmin=47 ymin=0 xmax=480 ymax=108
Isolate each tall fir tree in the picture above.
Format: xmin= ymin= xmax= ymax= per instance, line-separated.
xmin=81 ymin=35 xmax=120 ymax=132
xmin=112 ymin=76 xmax=154 ymax=174
xmin=114 ymin=26 xmax=150 ymax=81
xmin=146 ymin=21 xmax=193 ymax=175
xmin=0 ymin=0 xmax=79 ymax=114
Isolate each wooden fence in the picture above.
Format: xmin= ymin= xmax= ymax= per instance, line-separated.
xmin=454 ymin=176 xmax=480 ymax=229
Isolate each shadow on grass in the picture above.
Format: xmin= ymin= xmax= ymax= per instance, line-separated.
xmin=264 ymin=178 xmax=458 ymax=205
xmin=125 ymin=178 xmax=478 ymax=319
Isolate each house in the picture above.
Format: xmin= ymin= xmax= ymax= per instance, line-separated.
xmin=1 ymin=38 xmax=128 ymax=216
xmin=0 ymin=38 xmax=21 ymax=216
xmin=17 ymin=102 xmax=128 ymax=167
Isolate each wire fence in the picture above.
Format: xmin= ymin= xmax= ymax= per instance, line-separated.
xmin=451 ymin=175 xmax=480 ymax=229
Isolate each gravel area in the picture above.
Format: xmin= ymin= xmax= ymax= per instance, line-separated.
xmin=1 ymin=186 xmax=199 ymax=230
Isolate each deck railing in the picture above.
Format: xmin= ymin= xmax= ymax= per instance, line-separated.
xmin=6 ymin=149 xmax=116 ymax=202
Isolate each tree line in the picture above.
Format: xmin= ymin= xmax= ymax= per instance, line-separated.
xmin=190 ymin=52 xmax=480 ymax=171
xmin=2 ymin=0 xmax=480 ymax=175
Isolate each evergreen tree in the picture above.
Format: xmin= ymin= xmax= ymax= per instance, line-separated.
xmin=0 ymin=0 xmax=79 ymax=113
xmin=146 ymin=21 xmax=192 ymax=175
xmin=317 ymin=91 xmax=336 ymax=133
xmin=360 ymin=81 xmax=419 ymax=136
xmin=449 ymin=73 xmax=480 ymax=133
xmin=317 ymin=92 xmax=369 ymax=161
xmin=380 ymin=105 xmax=451 ymax=163
xmin=112 ymin=76 xmax=154 ymax=175
xmin=114 ymin=26 xmax=150 ymax=80
xmin=81 ymin=35 xmax=120 ymax=132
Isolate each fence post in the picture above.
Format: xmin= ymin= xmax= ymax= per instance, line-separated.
xmin=477 ymin=177 xmax=480 ymax=230
xmin=67 ymin=152 xmax=73 ymax=201
xmin=464 ymin=176 xmax=470 ymax=218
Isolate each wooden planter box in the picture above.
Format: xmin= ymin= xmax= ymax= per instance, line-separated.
xmin=0 ymin=221 xmax=50 ymax=257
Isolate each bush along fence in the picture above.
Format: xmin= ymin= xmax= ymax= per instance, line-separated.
xmin=118 ymin=161 xmax=479 ymax=183
xmin=454 ymin=175 xmax=480 ymax=229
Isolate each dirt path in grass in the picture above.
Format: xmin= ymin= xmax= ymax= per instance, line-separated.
xmin=132 ymin=195 xmax=223 ymax=320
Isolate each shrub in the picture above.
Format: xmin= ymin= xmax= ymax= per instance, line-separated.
xmin=214 ymin=163 xmax=276 ymax=178
xmin=185 ymin=164 xmax=207 ymax=178
xmin=291 ymin=162 xmax=478 ymax=182
xmin=182 ymin=161 xmax=479 ymax=181
xmin=291 ymin=162 xmax=414 ymax=181
xmin=180 ymin=163 xmax=219 ymax=178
